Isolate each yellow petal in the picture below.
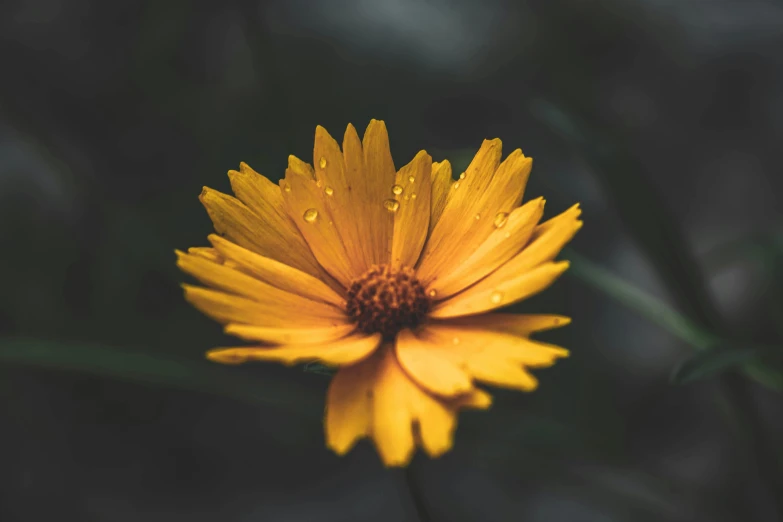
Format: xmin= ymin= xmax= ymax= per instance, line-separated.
xmin=182 ymin=285 xmax=345 ymax=327
xmin=429 ymin=197 xmax=545 ymax=299
xmin=328 ymin=345 xmax=491 ymax=465
xmin=361 ymin=119 xmax=396 ymax=265
xmin=372 ymin=346 xmax=416 ymax=466
xmin=435 ymin=313 xmax=572 ymax=336
xmin=449 ymin=388 xmax=493 ymax=410
xmin=177 ymin=251 xmax=345 ymax=320
xmin=497 ymin=203 xmax=583 ymax=276
xmin=207 ymin=332 xmax=382 ymax=366
xmin=415 ymin=326 xmax=569 ymax=391
xmin=431 ymin=204 xmax=581 ymax=318
xmin=199 ymin=186 xmax=325 ymax=280
xmin=313 ymin=125 xmax=367 ymax=276
xmin=223 ymin=323 xmax=357 ymax=344
xmin=187 ymin=247 xmax=223 ymax=263
xmin=208 ymin=235 xmax=345 ymax=307
xmin=429 ymin=160 xmax=452 ymax=233
xmin=372 ymin=346 xmax=458 ymax=466
xmin=228 ymin=162 xmax=290 ymax=229
xmin=395 ymin=329 xmax=473 ymax=397
xmin=342 ymin=123 xmax=380 ymax=270
xmin=281 ymin=156 xmax=355 ymax=286
xmin=414 ymin=390 xmax=457 ymax=458
xmin=464 ymin=355 xmax=539 ymax=391
xmin=391 ymin=150 xmax=433 ymax=268
xmin=325 ymin=357 xmax=376 ymax=454
xmin=432 ymin=261 xmax=569 ymax=318
xmin=416 ymin=139 xmax=505 ymax=283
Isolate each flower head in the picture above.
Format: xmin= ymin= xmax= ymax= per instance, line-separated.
xmin=177 ymin=120 xmax=582 ymax=466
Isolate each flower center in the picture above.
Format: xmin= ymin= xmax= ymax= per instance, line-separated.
xmin=345 ymin=264 xmax=431 ymax=338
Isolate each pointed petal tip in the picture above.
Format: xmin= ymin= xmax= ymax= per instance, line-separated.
xmin=206 ymin=349 xmax=247 ymax=365
xmin=315 ymin=124 xmax=335 ymax=141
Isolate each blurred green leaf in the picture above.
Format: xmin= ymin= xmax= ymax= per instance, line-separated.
xmin=565 ymin=249 xmax=783 ymax=392
xmin=742 ymin=360 xmax=783 ymax=392
xmin=671 ymin=346 xmax=761 ymax=385
xmin=0 ymin=337 xmax=323 ymax=417
xmin=564 ymin=248 xmax=718 ymax=350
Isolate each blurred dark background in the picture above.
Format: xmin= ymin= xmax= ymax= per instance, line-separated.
xmin=1 ymin=0 xmax=783 ymax=521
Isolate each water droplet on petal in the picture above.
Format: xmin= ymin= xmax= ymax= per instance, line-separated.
xmin=319 ymin=157 xmax=327 ymax=169
xmin=410 ymin=193 xmax=417 ymax=199
xmin=504 ymin=231 xmax=511 ymax=239
xmin=324 ymin=186 xmax=334 ymax=196
xmin=408 ymin=175 xmax=415 ymax=183
xmin=453 ymin=182 xmax=460 ymax=189
xmin=303 ymin=208 xmax=319 ymax=223
xmin=283 ymin=184 xmax=291 ymax=193
xmin=391 ymin=184 xmax=403 ymax=195
xmin=403 ymin=194 xmax=409 ymax=201
xmin=474 ymin=213 xmax=481 ymax=220
xmin=316 ymin=179 xmax=323 ymax=188
xmin=428 ymin=289 xmax=437 ymax=298
xmin=459 ymin=172 xmax=466 ymax=180
xmin=383 ymin=199 xmax=400 ymax=212
xmin=490 ymin=290 xmax=504 ymax=304
xmin=493 ymin=212 xmax=509 ymax=228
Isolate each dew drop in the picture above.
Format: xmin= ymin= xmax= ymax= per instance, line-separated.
xmin=428 ymin=289 xmax=437 ymax=298
xmin=283 ymin=185 xmax=291 ymax=193
xmin=303 ymin=208 xmax=319 ymax=223
xmin=504 ymin=231 xmax=511 ymax=239
xmin=391 ymin=184 xmax=404 ymax=195
xmin=459 ymin=172 xmax=466 ymax=180
xmin=493 ymin=212 xmax=509 ymax=228
xmin=410 ymin=193 xmax=417 ymax=199
xmin=324 ymin=186 xmax=334 ymax=196
xmin=474 ymin=213 xmax=481 ymax=220
xmin=453 ymin=182 xmax=460 ymax=189
xmin=490 ymin=290 xmax=504 ymax=304
xmin=403 ymin=194 xmax=409 ymax=201
xmin=408 ymin=175 xmax=415 ymax=183
xmin=319 ymin=157 xmax=327 ymax=169
xmin=316 ymin=179 xmax=323 ymax=188
xmin=383 ymin=199 xmax=400 ymax=212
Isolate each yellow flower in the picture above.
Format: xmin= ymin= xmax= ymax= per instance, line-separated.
xmin=177 ymin=120 xmax=582 ymax=467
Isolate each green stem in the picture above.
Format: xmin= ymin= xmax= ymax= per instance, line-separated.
xmin=399 ymin=466 xmax=433 ymax=522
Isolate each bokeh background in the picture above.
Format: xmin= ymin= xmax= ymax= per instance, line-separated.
xmin=1 ymin=0 xmax=783 ymax=521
